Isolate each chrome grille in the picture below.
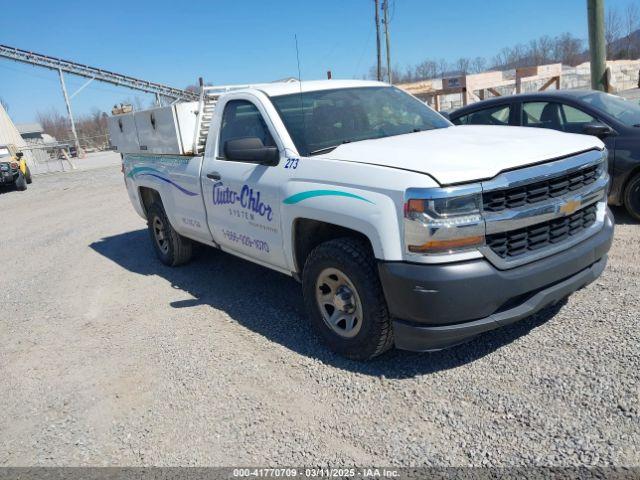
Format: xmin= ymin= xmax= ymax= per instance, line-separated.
xmin=483 ymin=164 xmax=599 ymax=212
xmin=486 ymin=203 xmax=598 ymax=259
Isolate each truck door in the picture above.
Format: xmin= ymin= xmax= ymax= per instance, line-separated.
xmin=201 ymin=96 xmax=288 ymax=270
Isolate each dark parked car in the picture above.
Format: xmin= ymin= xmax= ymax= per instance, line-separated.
xmin=448 ymin=90 xmax=640 ymax=220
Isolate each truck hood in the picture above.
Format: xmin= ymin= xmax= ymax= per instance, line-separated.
xmin=322 ymin=125 xmax=604 ymax=185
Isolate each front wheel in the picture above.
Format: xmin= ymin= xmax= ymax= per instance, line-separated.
xmin=25 ymin=166 xmax=32 ymax=184
xmin=146 ymin=202 xmax=193 ymax=266
xmin=624 ymin=173 xmax=640 ymax=221
xmin=302 ymin=237 xmax=393 ymax=360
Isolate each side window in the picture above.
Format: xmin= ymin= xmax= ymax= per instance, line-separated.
xmin=560 ymin=104 xmax=597 ymax=134
xmin=452 ymin=114 xmax=468 ymax=125
xmin=523 ymin=101 xmax=598 ymax=134
xmin=522 ymin=101 xmax=563 ymax=131
xmin=453 ymin=104 xmax=511 ymax=126
xmin=218 ymin=100 xmax=276 ymax=159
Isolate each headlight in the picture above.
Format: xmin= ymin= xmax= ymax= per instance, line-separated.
xmin=404 ymin=187 xmax=484 ymax=254
xmin=10 ymin=162 xmax=19 ymax=170
xmin=415 ymin=195 xmax=481 ymax=219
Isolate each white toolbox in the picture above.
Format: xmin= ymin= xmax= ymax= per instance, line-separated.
xmin=108 ymin=101 xmax=199 ymax=155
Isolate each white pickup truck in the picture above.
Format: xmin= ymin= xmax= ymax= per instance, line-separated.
xmin=111 ymin=80 xmax=614 ymax=360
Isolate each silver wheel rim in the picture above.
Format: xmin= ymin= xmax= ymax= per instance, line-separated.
xmin=315 ymin=267 xmax=363 ymax=338
xmin=153 ymin=216 xmax=170 ymax=255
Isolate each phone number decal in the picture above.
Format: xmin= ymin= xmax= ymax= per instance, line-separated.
xmin=222 ymin=229 xmax=270 ymax=253
xmin=232 ymin=468 xmax=399 ymax=478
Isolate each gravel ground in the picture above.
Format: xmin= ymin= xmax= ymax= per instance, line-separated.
xmin=0 ymin=160 xmax=638 ymax=467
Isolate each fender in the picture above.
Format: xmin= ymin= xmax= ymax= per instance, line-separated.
xmin=281 ymin=180 xmax=404 ymax=270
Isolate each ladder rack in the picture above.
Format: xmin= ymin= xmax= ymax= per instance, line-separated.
xmin=192 ymin=82 xmax=293 ymax=154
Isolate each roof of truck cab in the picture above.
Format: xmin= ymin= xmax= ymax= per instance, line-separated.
xmin=253 ymin=79 xmax=389 ymax=97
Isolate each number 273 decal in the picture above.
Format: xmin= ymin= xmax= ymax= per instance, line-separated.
xmin=284 ymin=158 xmax=299 ymax=169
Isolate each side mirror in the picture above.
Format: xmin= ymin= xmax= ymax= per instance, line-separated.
xmin=582 ymin=122 xmax=614 ymax=138
xmin=15 ymin=152 xmax=23 ymax=159
xmin=224 ymin=137 xmax=279 ymax=165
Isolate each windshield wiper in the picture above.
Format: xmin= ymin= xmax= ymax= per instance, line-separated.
xmin=308 ymin=145 xmax=340 ymax=156
xmin=308 ymin=140 xmax=352 ymax=156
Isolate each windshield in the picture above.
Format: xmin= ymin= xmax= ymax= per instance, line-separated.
xmin=577 ymin=91 xmax=640 ymax=127
xmin=270 ymin=86 xmax=450 ymax=156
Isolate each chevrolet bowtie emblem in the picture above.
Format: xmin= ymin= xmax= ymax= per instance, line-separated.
xmin=560 ymin=199 xmax=581 ymax=215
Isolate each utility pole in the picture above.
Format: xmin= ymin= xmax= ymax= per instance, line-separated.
xmin=383 ymin=0 xmax=392 ymax=83
xmin=58 ymin=68 xmax=81 ymax=156
xmin=374 ymin=0 xmax=382 ymax=81
xmin=587 ymin=0 xmax=607 ymax=91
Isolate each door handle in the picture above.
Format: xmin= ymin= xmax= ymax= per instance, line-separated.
xmin=207 ymin=172 xmax=221 ymax=180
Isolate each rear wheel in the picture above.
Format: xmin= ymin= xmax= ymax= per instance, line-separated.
xmin=147 ymin=202 xmax=193 ymax=266
xmin=302 ymin=237 xmax=393 ymax=360
xmin=624 ymin=173 xmax=640 ymax=221
xmin=15 ymin=171 xmax=27 ymax=191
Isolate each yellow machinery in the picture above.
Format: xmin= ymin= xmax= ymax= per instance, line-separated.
xmin=0 ymin=143 xmax=32 ymax=190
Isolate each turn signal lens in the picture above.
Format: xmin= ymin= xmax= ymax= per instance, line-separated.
xmin=408 ymin=235 xmax=484 ymax=253
xmin=406 ymin=199 xmax=425 ymax=214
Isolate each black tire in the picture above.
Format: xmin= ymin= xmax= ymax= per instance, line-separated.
xmin=25 ymin=166 xmax=32 ymax=184
xmin=146 ymin=202 xmax=193 ymax=266
xmin=624 ymin=172 xmax=640 ymax=221
xmin=302 ymin=237 xmax=393 ymax=360
xmin=14 ymin=171 xmax=27 ymax=191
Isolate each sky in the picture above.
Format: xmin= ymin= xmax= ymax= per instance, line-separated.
xmin=0 ymin=0 xmax=635 ymax=124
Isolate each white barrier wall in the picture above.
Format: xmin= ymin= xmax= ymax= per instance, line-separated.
xmin=406 ymin=59 xmax=640 ymax=112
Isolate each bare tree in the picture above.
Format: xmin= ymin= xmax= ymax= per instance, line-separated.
xmin=606 ymin=7 xmax=622 ymax=58
xmin=624 ymin=3 xmax=639 ymax=58
xmin=75 ymin=108 xmax=109 ymax=149
xmin=369 ymin=30 xmax=587 ymax=83
xmin=455 ymin=57 xmax=471 ymax=75
xmin=471 ymin=57 xmax=487 ymax=74
xmin=37 ymin=109 xmax=70 ymax=142
xmin=492 ymin=48 xmax=511 ymax=69
xmin=490 ymin=33 xmax=583 ymax=69
xmin=437 ymin=58 xmax=450 ymax=78
xmin=529 ymin=36 xmax=554 ymax=65
xmin=402 ymin=66 xmax=415 ymax=83
xmin=415 ymin=60 xmax=438 ymax=80
xmin=553 ymin=33 xmax=583 ymax=65
xmin=492 ymin=44 xmax=528 ymax=69
xmin=37 ymin=107 xmax=110 ymax=149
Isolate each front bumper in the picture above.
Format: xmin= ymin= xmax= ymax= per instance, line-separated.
xmin=0 ymin=169 xmax=17 ymax=185
xmin=379 ymin=208 xmax=615 ymax=352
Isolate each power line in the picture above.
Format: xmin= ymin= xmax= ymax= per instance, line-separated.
xmin=354 ymin=20 xmax=375 ymax=77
